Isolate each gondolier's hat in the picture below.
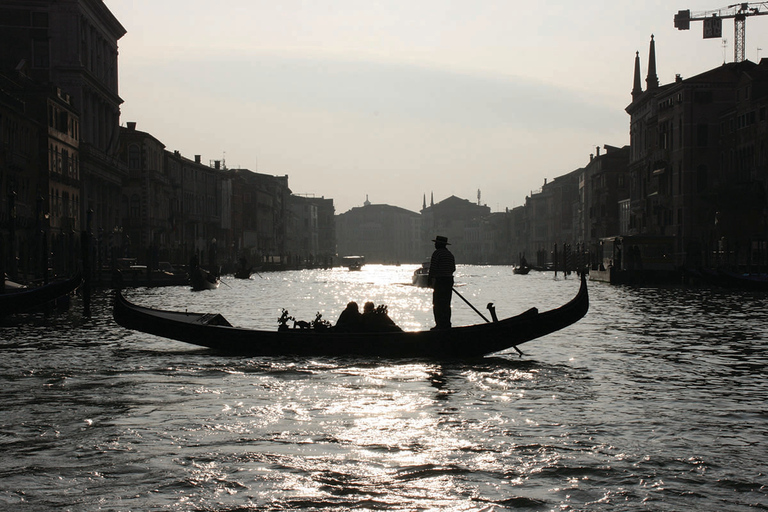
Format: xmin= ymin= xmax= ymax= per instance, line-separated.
xmin=432 ymin=235 xmax=450 ymax=245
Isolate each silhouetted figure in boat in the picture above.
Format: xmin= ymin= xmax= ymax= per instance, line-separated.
xmin=428 ymin=235 xmax=456 ymax=330
xmin=360 ymin=301 xmax=402 ymax=332
xmin=334 ymin=301 xmax=362 ymax=332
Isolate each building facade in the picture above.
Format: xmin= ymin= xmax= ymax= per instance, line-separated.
xmin=0 ymin=0 xmax=126 ymax=278
xmin=336 ymin=198 xmax=422 ymax=264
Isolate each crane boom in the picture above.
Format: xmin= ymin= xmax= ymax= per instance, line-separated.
xmin=674 ymin=2 xmax=768 ymax=62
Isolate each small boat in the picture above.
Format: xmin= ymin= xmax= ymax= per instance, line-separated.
xmin=190 ymin=267 xmax=220 ymax=290
xmin=113 ymin=273 xmax=589 ymax=358
xmin=513 ymin=255 xmax=531 ymax=275
xmin=234 ymin=257 xmax=256 ymax=279
xmin=1 ymin=273 xmax=82 ymax=316
xmin=690 ymin=268 xmax=768 ymax=290
xmin=234 ymin=268 xmax=252 ymax=279
xmin=342 ymin=256 xmax=364 ymax=271
xmin=412 ymin=260 xmax=430 ymax=287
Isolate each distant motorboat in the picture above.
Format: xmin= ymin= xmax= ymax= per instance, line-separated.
xmin=412 ymin=260 xmax=430 ymax=287
xmin=342 ymin=256 xmax=364 ymax=271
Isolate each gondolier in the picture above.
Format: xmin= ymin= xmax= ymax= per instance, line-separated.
xmin=428 ymin=235 xmax=456 ymax=330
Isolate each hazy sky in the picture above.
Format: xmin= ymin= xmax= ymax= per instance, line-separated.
xmin=105 ymin=0 xmax=768 ymax=214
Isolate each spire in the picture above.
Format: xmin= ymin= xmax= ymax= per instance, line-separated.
xmin=646 ymin=34 xmax=659 ymax=90
xmin=632 ymin=51 xmax=643 ymax=100
xmin=422 ymin=194 xmax=426 ymax=210
xmin=430 ymin=192 xmax=434 ymax=207
xmin=364 ymin=194 xmax=370 ymax=207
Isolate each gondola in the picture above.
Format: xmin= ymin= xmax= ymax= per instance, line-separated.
xmin=113 ymin=273 xmax=589 ymax=358
xmin=1 ymin=273 xmax=82 ymax=316
xmin=190 ymin=267 xmax=220 ymax=290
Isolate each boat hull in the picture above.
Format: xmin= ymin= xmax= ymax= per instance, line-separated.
xmin=1 ymin=273 xmax=82 ymax=315
xmin=114 ymin=274 xmax=589 ymax=358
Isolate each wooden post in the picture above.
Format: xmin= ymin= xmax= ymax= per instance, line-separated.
xmin=81 ymin=209 xmax=92 ymax=316
xmin=553 ymin=243 xmax=558 ymax=277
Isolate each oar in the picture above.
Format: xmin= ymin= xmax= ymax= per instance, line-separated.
xmin=452 ymin=287 xmax=491 ymax=323
xmin=452 ymin=287 xmax=524 ymax=357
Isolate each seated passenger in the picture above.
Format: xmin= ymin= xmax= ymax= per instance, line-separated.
xmin=361 ymin=301 xmax=403 ymax=332
xmin=334 ymin=301 xmax=362 ymax=332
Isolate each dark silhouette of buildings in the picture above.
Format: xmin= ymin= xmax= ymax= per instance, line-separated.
xmin=2 ymin=3 xmax=766 ymax=280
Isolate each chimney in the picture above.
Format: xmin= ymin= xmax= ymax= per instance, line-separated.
xmin=194 ymin=155 xmax=201 ymax=164
xmin=214 ymin=160 xmax=221 ymax=170
xmin=127 ymin=122 xmax=136 ymax=130
xmin=597 ymin=146 xmax=601 ymax=156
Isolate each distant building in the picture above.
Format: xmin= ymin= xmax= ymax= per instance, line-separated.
xmin=336 ymin=198 xmax=421 ymax=263
xmin=229 ymin=168 xmax=290 ymax=265
xmin=117 ymin=122 xmax=170 ymax=267
xmin=524 ymin=170 xmax=581 ymax=266
xmin=420 ymin=195 xmax=491 ymax=263
xmin=287 ymin=194 xmax=336 ymax=267
xmin=580 ymin=145 xmax=630 ymax=247
xmin=164 ymin=151 xmax=225 ymax=267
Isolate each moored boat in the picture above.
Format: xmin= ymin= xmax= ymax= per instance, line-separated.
xmin=1 ymin=273 xmax=82 ymax=316
xmin=113 ymin=273 xmax=589 ymax=358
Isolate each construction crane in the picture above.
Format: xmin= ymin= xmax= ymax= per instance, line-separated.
xmin=674 ymin=3 xmax=768 ymax=62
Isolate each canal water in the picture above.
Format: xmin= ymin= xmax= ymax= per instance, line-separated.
xmin=1 ymin=265 xmax=766 ymax=511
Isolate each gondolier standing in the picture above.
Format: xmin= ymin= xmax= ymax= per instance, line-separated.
xmin=428 ymin=235 xmax=456 ymax=329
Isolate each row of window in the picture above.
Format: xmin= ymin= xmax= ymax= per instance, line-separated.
xmin=49 ymin=144 xmax=79 ymax=179
xmin=49 ymin=187 xmax=78 ymax=220
xmin=48 ymin=103 xmax=79 ymax=139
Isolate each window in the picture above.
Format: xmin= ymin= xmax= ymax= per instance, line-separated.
xmin=697 ymin=164 xmax=708 ymax=192
xmin=32 ymin=39 xmax=49 ymax=68
xmin=130 ymin=194 xmax=140 ymax=218
xmin=694 ymin=90 xmax=713 ymax=104
xmin=696 ymin=124 xmax=708 ymax=147
xmin=128 ymin=144 xmax=141 ymax=169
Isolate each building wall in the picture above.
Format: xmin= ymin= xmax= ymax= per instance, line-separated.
xmin=336 ymin=202 xmax=421 ymax=264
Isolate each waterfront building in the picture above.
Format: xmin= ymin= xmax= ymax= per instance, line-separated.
xmin=229 ymin=168 xmax=290 ymax=267
xmin=580 ymin=145 xmax=630 ymax=254
xmin=524 ymin=169 xmax=581 ymax=267
xmin=336 ymin=197 xmax=421 ymax=264
xmin=626 ymin=35 xmax=768 ymax=269
xmin=0 ymin=73 xmax=41 ymax=280
xmin=716 ymin=59 xmax=768 ymax=269
xmin=0 ymin=0 xmax=127 ymax=275
xmin=164 ymin=151 xmax=225 ymax=268
xmin=0 ymin=69 xmax=83 ymax=279
xmin=116 ymin=122 xmax=171 ymax=268
xmin=420 ymin=195 xmax=491 ymax=263
xmin=287 ymin=194 xmax=336 ymax=268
